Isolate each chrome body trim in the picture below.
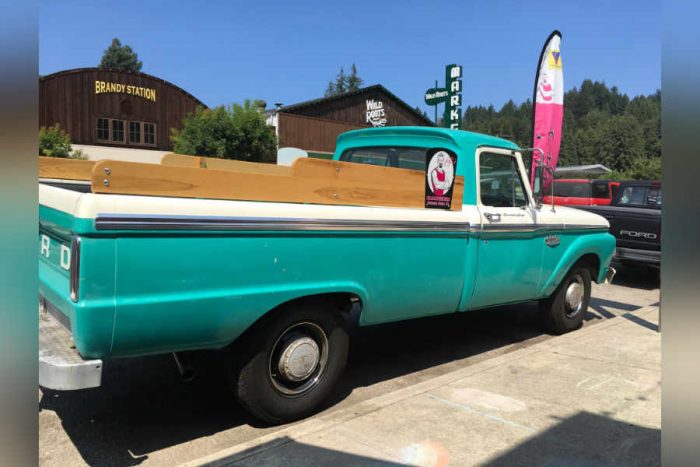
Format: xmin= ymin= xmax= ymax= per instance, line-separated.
xmin=95 ymin=214 xmax=472 ymax=232
xmin=69 ymin=236 xmax=81 ymax=302
xmin=479 ymin=223 xmax=606 ymax=233
xmin=94 ymin=214 xmax=609 ymax=235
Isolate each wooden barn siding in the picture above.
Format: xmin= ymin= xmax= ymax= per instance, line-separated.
xmin=286 ymin=89 xmax=427 ymax=127
xmin=39 ymin=70 xmax=203 ymax=150
xmin=277 ymin=113 xmax=363 ymax=154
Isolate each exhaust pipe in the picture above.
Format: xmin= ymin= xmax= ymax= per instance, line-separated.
xmin=172 ymin=352 xmax=196 ymax=382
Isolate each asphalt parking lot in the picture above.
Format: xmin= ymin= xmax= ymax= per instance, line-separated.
xmin=38 ymin=263 xmax=660 ymax=467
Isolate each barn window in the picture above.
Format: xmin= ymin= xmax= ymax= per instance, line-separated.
xmin=112 ymin=120 xmax=125 ymax=142
xmin=129 ymin=121 xmax=141 ymax=143
xmin=96 ymin=118 xmax=109 ymax=140
xmin=143 ymin=123 xmax=156 ymax=145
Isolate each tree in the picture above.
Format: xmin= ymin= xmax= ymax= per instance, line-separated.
xmin=39 ymin=124 xmax=72 ymax=158
xmin=324 ymin=64 xmax=364 ymax=96
xmin=171 ymin=99 xmax=277 ymax=162
xmin=347 ymin=64 xmax=363 ymax=92
xmin=99 ymin=38 xmax=143 ymax=73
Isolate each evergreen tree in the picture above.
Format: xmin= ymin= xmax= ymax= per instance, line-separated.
xmin=99 ymin=38 xmax=143 ymax=73
xmin=347 ymin=64 xmax=363 ymax=92
xmin=334 ymin=67 xmax=347 ymax=95
xmin=324 ymin=65 xmax=364 ymax=96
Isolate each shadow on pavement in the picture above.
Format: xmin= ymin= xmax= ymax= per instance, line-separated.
xmin=40 ymin=270 xmax=656 ymax=466
xmin=202 ymin=436 xmax=409 ymax=467
xmin=622 ymin=313 xmax=660 ymax=332
xmin=484 ymin=411 xmax=660 ymax=466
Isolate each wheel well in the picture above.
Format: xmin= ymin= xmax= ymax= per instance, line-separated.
xmin=575 ymin=253 xmax=600 ymax=280
xmin=234 ymin=292 xmax=363 ymax=346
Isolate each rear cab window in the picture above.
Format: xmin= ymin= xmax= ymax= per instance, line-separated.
xmin=340 ymin=146 xmax=429 ymax=171
xmin=618 ymin=185 xmax=663 ymax=208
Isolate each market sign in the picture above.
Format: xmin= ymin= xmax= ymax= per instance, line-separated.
xmin=444 ymin=64 xmax=462 ymax=129
xmin=94 ymin=80 xmax=157 ymax=102
xmin=423 ymin=64 xmax=462 ymax=128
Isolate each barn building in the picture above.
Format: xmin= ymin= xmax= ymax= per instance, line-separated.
xmin=267 ymin=85 xmax=433 ymax=158
xmin=39 ymin=68 xmax=206 ymax=152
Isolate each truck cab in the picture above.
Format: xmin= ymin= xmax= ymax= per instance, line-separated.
xmin=334 ymin=127 xmax=615 ymax=309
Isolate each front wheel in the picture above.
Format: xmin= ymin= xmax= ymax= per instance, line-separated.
xmin=539 ymin=266 xmax=591 ymax=335
xmin=230 ymin=302 xmax=349 ymax=424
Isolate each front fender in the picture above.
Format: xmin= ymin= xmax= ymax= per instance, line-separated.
xmin=540 ymin=231 xmax=616 ymax=297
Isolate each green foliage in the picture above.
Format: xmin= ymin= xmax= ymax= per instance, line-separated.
xmin=463 ymin=80 xmax=661 ymax=179
xmin=325 ymin=64 xmax=363 ymax=96
xmin=170 ymin=100 xmax=277 ymax=162
xmin=609 ymin=156 xmax=661 ymax=180
xmin=99 ymin=38 xmax=143 ymax=73
xmin=70 ymin=149 xmax=88 ymax=160
xmin=39 ymin=124 xmax=72 ymax=158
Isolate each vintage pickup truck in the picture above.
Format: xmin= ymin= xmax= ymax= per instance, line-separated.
xmin=39 ymin=127 xmax=615 ymax=423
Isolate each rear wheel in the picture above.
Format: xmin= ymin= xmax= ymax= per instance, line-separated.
xmin=230 ymin=302 xmax=349 ymax=424
xmin=539 ymin=265 xmax=591 ymax=334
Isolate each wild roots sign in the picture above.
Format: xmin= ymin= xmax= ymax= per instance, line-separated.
xmin=366 ymin=99 xmax=387 ymax=127
xmin=424 ymin=64 xmax=462 ymax=129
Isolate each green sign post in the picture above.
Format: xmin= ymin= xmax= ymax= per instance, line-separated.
xmin=424 ymin=64 xmax=462 ymax=128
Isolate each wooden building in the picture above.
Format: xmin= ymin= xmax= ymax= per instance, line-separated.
xmin=268 ymin=85 xmax=433 ymax=158
xmin=39 ymin=68 xmax=206 ymax=151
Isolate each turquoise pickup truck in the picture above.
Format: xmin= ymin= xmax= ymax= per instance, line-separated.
xmin=39 ymin=127 xmax=615 ymax=423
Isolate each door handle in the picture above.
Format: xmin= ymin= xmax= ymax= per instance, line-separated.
xmin=485 ymin=213 xmax=501 ymax=222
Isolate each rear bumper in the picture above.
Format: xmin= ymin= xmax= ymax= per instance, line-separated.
xmin=615 ymin=247 xmax=661 ymax=266
xmin=39 ymin=300 xmax=102 ymax=390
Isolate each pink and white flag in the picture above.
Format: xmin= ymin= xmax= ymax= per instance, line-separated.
xmin=530 ymin=31 xmax=563 ymax=192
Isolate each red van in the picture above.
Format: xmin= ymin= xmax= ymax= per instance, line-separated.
xmin=542 ymin=179 xmax=620 ymax=206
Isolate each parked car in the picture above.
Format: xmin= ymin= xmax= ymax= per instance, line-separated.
xmin=542 ymin=179 xmax=620 ymax=206
xmin=576 ymin=180 xmax=661 ymax=267
xmin=39 ymin=127 xmax=615 ymax=423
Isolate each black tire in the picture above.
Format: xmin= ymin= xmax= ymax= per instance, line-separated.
xmin=539 ymin=265 xmax=591 ymax=335
xmin=230 ymin=301 xmax=349 ymax=424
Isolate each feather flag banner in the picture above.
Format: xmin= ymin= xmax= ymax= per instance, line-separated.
xmin=530 ymin=30 xmax=563 ymax=192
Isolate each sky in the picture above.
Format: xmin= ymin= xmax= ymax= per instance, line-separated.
xmin=39 ymin=0 xmax=660 ymax=113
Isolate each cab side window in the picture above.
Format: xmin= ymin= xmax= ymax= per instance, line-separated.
xmin=479 ymin=152 xmax=528 ymax=208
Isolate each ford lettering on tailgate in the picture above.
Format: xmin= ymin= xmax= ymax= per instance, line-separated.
xmin=39 ymin=233 xmax=71 ymax=273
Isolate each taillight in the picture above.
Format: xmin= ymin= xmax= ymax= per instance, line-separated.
xmin=69 ymin=236 xmax=81 ymax=302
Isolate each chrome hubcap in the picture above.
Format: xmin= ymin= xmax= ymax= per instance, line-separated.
xmin=269 ymin=322 xmax=328 ymax=397
xmin=565 ymin=275 xmax=584 ymax=317
xmin=277 ymin=337 xmax=320 ymax=382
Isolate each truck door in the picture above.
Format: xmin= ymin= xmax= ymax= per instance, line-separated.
xmin=470 ymin=148 xmax=543 ymax=308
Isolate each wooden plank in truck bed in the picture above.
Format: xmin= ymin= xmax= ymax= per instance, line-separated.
xmin=161 ymin=153 xmax=291 ymax=175
xmin=39 ymin=157 xmax=95 ymax=181
xmin=91 ymin=158 xmax=464 ymax=210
